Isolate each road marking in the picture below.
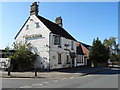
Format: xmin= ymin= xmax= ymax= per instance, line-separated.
xmin=19 ymin=85 xmax=32 ymax=88
xmin=37 ymin=84 xmax=43 ymax=85
xmin=32 ymin=84 xmax=38 ymax=86
xmin=52 ymin=80 xmax=58 ymax=82
xmin=2 ymin=78 xmax=32 ymax=79
xmin=62 ymin=78 xmax=67 ymax=80
xmin=42 ymin=82 xmax=50 ymax=84
xmin=70 ymin=77 xmax=74 ymax=79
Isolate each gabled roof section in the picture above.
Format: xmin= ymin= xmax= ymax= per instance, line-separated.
xmin=76 ymin=42 xmax=84 ymax=55
xmin=79 ymin=42 xmax=91 ymax=50
xmin=77 ymin=42 xmax=90 ymax=58
xmin=14 ymin=17 xmax=30 ymax=39
xmin=37 ymin=15 xmax=76 ymax=41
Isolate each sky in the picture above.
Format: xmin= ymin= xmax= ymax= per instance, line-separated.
xmin=0 ymin=2 xmax=118 ymax=49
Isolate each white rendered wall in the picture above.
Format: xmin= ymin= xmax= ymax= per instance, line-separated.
xmin=15 ymin=15 xmax=78 ymax=70
xmin=15 ymin=15 xmax=51 ymax=69
xmin=49 ymin=33 xmax=77 ymax=69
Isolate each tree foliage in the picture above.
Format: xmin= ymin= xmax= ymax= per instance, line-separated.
xmin=103 ymin=37 xmax=120 ymax=61
xmin=89 ymin=38 xmax=110 ymax=64
xmin=10 ymin=41 xmax=37 ymax=71
xmin=4 ymin=45 xmax=11 ymax=58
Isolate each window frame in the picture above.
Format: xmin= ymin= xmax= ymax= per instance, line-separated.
xmin=66 ymin=55 xmax=70 ymax=64
xmin=58 ymin=53 xmax=62 ymax=64
xmin=35 ymin=22 xmax=40 ymax=28
xmin=26 ymin=25 xmax=29 ymax=30
xmin=54 ymin=35 xmax=61 ymax=45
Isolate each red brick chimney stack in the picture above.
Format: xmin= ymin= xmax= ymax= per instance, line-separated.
xmin=55 ymin=16 xmax=63 ymax=27
xmin=30 ymin=2 xmax=39 ymax=16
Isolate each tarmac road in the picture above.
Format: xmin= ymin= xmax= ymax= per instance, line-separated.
xmin=2 ymin=67 xmax=120 ymax=88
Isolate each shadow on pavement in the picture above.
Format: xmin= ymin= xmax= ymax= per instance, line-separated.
xmin=50 ymin=66 xmax=120 ymax=75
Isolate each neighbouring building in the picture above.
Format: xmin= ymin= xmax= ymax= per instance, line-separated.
xmin=0 ymin=49 xmax=15 ymax=58
xmin=15 ymin=2 xmax=78 ymax=70
xmin=76 ymin=42 xmax=85 ymax=66
xmin=76 ymin=42 xmax=91 ymax=66
xmin=0 ymin=49 xmax=14 ymax=69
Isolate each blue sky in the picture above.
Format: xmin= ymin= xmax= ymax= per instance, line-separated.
xmin=1 ymin=2 xmax=118 ymax=49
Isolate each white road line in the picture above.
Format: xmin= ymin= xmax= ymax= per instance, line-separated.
xmin=70 ymin=77 xmax=74 ymax=79
xmin=63 ymin=78 xmax=67 ymax=79
xmin=19 ymin=85 xmax=32 ymax=88
xmin=20 ymin=83 xmax=44 ymax=88
xmin=2 ymin=78 xmax=32 ymax=79
xmin=32 ymin=84 xmax=38 ymax=86
xmin=52 ymin=80 xmax=58 ymax=82
xmin=42 ymin=82 xmax=50 ymax=84
xmin=37 ymin=84 xmax=43 ymax=85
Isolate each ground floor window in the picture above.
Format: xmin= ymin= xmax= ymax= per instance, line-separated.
xmin=66 ymin=55 xmax=70 ymax=64
xmin=77 ymin=55 xmax=84 ymax=63
xmin=58 ymin=53 xmax=61 ymax=64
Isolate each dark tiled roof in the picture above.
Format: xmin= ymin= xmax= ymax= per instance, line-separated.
xmin=38 ymin=15 xmax=76 ymax=41
xmin=79 ymin=42 xmax=91 ymax=50
xmin=15 ymin=15 xmax=76 ymax=41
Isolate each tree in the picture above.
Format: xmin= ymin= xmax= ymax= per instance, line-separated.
xmin=10 ymin=41 xmax=37 ymax=71
xmin=89 ymin=38 xmax=109 ymax=66
xmin=4 ymin=45 xmax=11 ymax=58
xmin=103 ymin=37 xmax=120 ymax=61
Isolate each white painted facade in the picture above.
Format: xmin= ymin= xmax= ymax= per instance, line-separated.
xmin=15 ymin=15 xmax=77 ymax=70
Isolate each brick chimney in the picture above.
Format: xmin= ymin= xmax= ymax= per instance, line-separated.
xmin=30 ymin=2 xmax=38 ymax=16
xmin=55 ymin=17 xmax=63 ymax=27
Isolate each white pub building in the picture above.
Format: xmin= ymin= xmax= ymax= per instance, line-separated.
xmin=15 ymin=2 xmax=78 ymax=70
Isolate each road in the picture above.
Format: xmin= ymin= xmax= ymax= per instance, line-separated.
xmin=2 ymin=67 xmax=120 ymax=88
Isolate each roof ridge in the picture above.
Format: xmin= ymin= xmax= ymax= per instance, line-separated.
xmin=37 ymin=15 xmax=76 ymax=41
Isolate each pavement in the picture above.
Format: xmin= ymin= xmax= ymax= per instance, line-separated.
xmin=0 ymin=66 xmax=109 ymax=79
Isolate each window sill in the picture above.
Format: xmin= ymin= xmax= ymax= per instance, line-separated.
xmin=71 ymin=48 xmax=74 ymax=50
xmin=58 ymin=63 xmax=62 ymax=64
xmin=58 ymin=46 xmax=62 ymax=48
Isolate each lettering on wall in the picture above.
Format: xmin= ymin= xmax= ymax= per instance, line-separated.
xmin=53 ymin=56 xmax=56 ymax=59
xmin=43 ymin=57 xmax=47 ymax=60
xmin=23 ymin=34 xmax=42 ymax=40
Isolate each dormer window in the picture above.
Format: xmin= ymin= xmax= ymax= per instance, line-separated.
xmin=26 ymin=25 xmax=29 ymax=30
xmin=35 ymin=22 xmax=40 ymax=28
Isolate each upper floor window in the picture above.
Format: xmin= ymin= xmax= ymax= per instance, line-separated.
xmin=71 ymin=41 xmax=74 ymax=50
xmin=35 ymin=22 xmax=40 ymax=28
xmin=26 ymin=25 xmax=29 ymax=30
xmin=54 ymin=35 xmax=61 ymax=45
